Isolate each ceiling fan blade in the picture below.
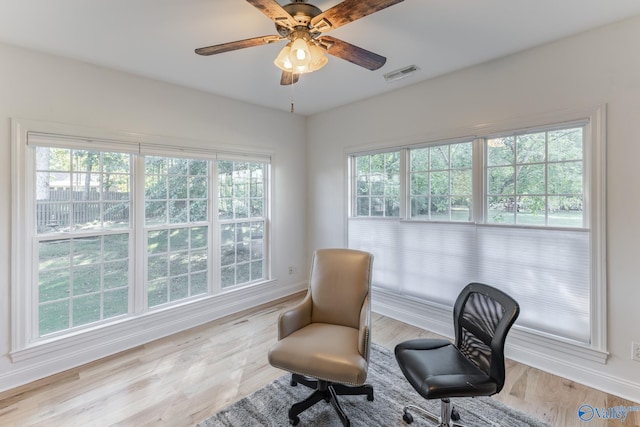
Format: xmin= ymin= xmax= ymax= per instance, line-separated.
xmin=319 ymin=36 xmax=386 ymax=70
xmin=280 ymin=71 xmax=300 ymax=86
xmin=246 ymin=0 xmax=298 ymax=29
xmin=195 ymin=35 xmax=282 ymax=56
xmin=310 ymin=0 xmax=404 ymax=32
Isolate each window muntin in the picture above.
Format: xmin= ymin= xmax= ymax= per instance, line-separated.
xmin=353 ymin=151 xmax=401 ymax=217
xmin=410 ymin=141 xmax=473 ymax=221
xmin=218 ymin=160 xmax=267 ymax=288
xmin=35 ymin=147 xmax=132 ymax=337
xmin=486 ymin=127 xmax=584 ymax=227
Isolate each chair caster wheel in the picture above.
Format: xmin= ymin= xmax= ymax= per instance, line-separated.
xmin=289 ymin=416 xmax=300 ymax=425
xmin=402 ymin=411 xmax=414 ymax=424
xmin=451 ymin=407 xmax=460 ymax=421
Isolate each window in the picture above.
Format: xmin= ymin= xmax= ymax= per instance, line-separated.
xmin=486 ymin=127 xmax=584 ymax=227
xmin=348 ymin=111 xmax=606 ymax=355
xmin=144 ymin=156 xmax=210 ymax=308
xmin=13 ymin=127 xmax=271 ymax=345
xmin=410 ymin=141 xmax=473 ymax=221
xmin=353 ymin=151 xmax=401 ymax=217
xmin=36 ymin=147 xmax=132 ymax=335
xmin=218 ymin=160 xmax=267 ymax=288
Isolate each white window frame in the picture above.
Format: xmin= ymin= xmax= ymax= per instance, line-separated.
xmin=11 ymin=118 xmax=273 ymax=359
xmin=347 ymin=105 xmax=607 ymax=362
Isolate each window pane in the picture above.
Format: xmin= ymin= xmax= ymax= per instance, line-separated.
xmin=549 ymin=195 xmax=583 ymax=227
xmin=452 ymin=170 xmax=472 ymax=196
xmin=548 ymin=161 xmax=582 ymax=194
xmin=408 ymin=141 xmax=472 ymax=222
xmin=145 ymin=156 xmax=208 ymax=226
xmin=37 ymin=234 xmax=130 ymax=336
xmin=146 ymin=225 xmax=209 ymax=308
xmin=451 ymin=143 xmax=472 ymax=168
xmin=73 ymin=294 xmax=101 ymax=326
xmin=517 ymin=164 xmax=545 ymax=194
xmin=549 ymin=128 xmax=583 ymax=161
xmin=39 ymin=301 xmax=69 ymax=336
xmin=487 ymin=137 xmax=514 ymax=166
xmin=356 ymin=155 xmax=370 ymax=175
xmin=516 ymin=196 xmax=546 ymax=225
xmin=104 ymin=288 xmax=128 ymax=317
xmin=219 ymin=220 xmax=265 ymax=289
xmin=429 ymin=171 xmax=449 ymax=195
xmin=430 ymin=145 xmax=449 ymax=170
xmin=487 ymin=196 xmax=516 ymax=224
xmin=488 ymin=166 xmax=515 ymax=195
xmin=217 ymin=160 xmax=267 ymax=288
xmin=39 ymin=269 xmax=70 ymax=302
xmin=410 ymin=172 xmax=428 ymax=196
xmin=516 ymin=132 xmax=545 ymax=164
xmin=352 ymin=151 xmax=401 ymax=218
xmin=36 ymin=148 xmax=131 ymax=233
xmin=486 ymin=126 xmax=584 ymax=227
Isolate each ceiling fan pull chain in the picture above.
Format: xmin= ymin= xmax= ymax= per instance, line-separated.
xmin=290 ymin=76 xmax=295 ymax=113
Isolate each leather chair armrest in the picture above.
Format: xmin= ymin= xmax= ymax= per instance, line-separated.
xmin=278 ymin=293 xmax=313 ymax=340
xmin=358 ymin=294 xmax=371 ymax=360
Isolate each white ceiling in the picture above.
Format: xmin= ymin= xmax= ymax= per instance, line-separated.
xmin=1 ymin=0 xmax=640 ymax=116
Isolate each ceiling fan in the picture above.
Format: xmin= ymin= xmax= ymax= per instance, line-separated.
xmin=195 ymin=0 xmax=404 ymax=85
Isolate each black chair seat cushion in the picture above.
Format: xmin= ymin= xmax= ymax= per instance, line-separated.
xmin=395 ymin=338 xmax=498 ymax=400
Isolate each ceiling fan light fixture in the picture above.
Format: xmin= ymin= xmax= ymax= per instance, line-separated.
xmin=274 ymin=43 xmax=293 ymax=71
xmin=290 ymin=36 xmax=311 ymax=67
xmin=307 ymin=43 xmax=328 ymax=72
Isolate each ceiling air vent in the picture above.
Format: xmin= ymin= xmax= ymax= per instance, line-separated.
xmin=383 ymin=65 xmax=420 ymax=83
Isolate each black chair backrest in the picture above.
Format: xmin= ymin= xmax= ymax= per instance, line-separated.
xmin=453 ymin=282 xmax=520 ymax=393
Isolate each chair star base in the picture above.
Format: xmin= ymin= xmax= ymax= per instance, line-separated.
xmin=288 ymin=374 xmax=374 ymax=427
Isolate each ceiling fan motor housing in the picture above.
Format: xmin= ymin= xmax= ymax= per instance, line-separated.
xmin=276 ymin=1 xmax=322 ymax=37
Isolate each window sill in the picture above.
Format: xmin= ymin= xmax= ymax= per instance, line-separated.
xmin=9 ymin=279 xmax=289 ymax=364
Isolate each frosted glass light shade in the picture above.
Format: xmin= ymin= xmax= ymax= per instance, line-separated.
xmin=274 ymin=44 xmax=293 ymax=72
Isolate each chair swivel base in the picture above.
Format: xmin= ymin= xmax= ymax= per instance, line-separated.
xmin=288 ymin=373 xmax=374 ymax=427
xmin=402 ymin=398 xmax=468 ymax=427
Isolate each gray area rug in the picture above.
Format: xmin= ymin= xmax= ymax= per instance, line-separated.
xmin=197 ymin=343 xmax=549 ymax=426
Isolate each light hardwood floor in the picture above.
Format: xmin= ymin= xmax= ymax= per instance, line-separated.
xmin=0 ymin=293 xmax=638 ymax=427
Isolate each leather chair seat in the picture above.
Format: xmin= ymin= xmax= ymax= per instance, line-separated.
xmin=395 ymin=338 xmax=497 ymax=400
xmin=269 ymin=323 xmax=367 ymax=386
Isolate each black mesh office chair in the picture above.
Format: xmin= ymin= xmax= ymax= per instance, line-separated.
xmin=394 ymin=282 xmax=520 ymax=426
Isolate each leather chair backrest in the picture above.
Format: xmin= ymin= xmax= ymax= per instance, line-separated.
xmin=309 ymin=248 xmax=373 ymax=329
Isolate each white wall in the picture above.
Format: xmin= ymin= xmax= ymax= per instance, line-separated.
xmin=0 ymin=42 xmax=308 ymax=391
xmin=307 ymin=16 xmax=640 ymax=402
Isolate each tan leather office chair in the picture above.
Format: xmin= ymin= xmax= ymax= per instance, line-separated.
xmin=268 ymin=248 xmax=374 ymax=427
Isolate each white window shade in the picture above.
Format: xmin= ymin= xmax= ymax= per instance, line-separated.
xmin=27 ymin=131 xmax=140 ymax=154
xmin=476 ymin=225 xmax=590 ymax=343
xmin=348 ymin=219 xmax=477 ymax=305
xmin=349 ymin=219 xmax=591 ymax=344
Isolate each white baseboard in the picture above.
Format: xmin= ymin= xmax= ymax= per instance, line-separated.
xmin=0 ymin=280 xmax=307 ymax=394
xmin=371 ymin=288 xmax=640 ymax=404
